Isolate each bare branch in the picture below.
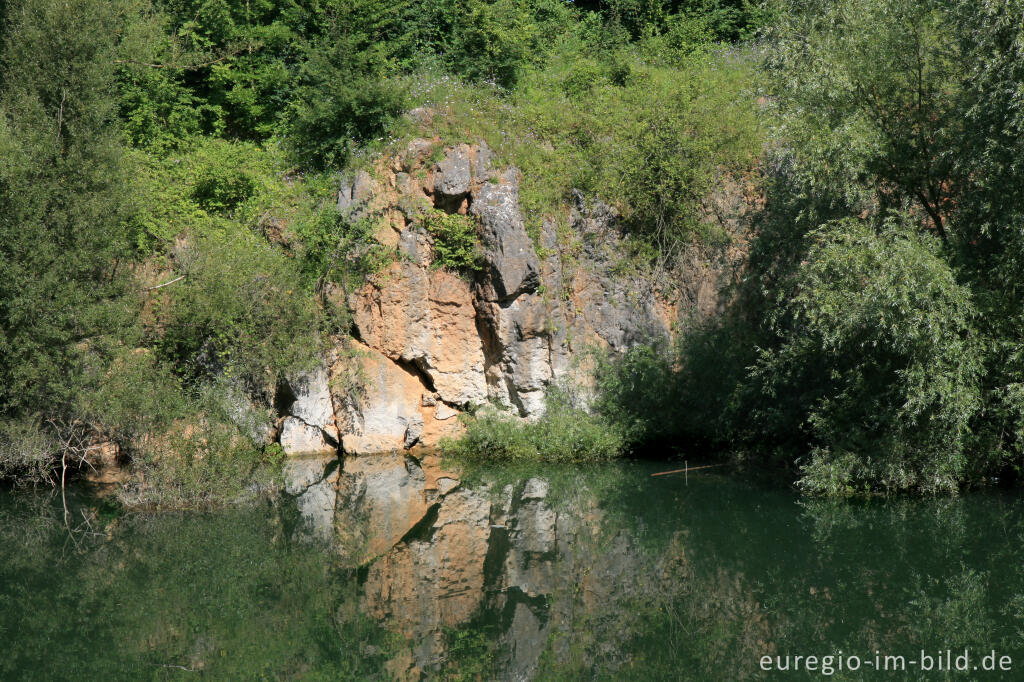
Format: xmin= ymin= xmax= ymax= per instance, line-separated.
xmin=142 ymin=274 xmax=186 ymax=291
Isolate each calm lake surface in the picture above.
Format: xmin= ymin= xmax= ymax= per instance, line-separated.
xmin=2 ymin=460 xmax=1023 ymax=680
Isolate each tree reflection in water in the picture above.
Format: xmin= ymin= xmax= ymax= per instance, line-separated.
xmin=2 ymin=462 xmax=1024 ymax=680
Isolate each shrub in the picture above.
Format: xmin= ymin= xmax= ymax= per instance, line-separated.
xmin=589 ymin=342 xmax=684 ymax=446
xmin=0 ymin=419 xmax=57 ymax=486
xmin=749 ymin=216 xmax=983 ymax=494
xmin=421 ymin=209 xmax=483 ymax=273
xmin=153 ymin=230 xmax=322 ymax=389
xmin=440 ymin=389 xmax=625 ymax=463
xmin=121 ymin=418 xmax=281 ymax=509
xmin=189 ymin=140 xmax=260 ymax=214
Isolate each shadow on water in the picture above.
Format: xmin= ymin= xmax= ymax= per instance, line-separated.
xmin=2 ymin=461 xmax=1024 ymax=680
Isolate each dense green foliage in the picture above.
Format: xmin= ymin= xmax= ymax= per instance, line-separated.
xmin=421 ymin=209 xmax=483 ymax=273
xmin=738 ymin=0 xmax=1024 ymax=493
xmin=5 ymin=0 xmax=1024 ymax=498
xmin=751 ymin=218 xmax=982 ymax=494
xmin=440 ymin=389 xmax=625 ymax=464
xmin=589 ymin=0 xmax=1024 ymax=495
xmin=0 ymin=0 xmax=132 ymax=415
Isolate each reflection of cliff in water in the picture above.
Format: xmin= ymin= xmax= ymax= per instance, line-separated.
xmin=4 ymin=459 xmax=1024 ymax=679
xmin=282 ymin=453 xmax=1024 ymax=681
xmin=287 ymin=453 xmax=768 ymax=680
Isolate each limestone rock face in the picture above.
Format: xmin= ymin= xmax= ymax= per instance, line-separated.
xmin=565 ymin=192 xmax=674 ymax=351
xmin=279 ymin=417 xmax=335 ymax=456
xmin=335 ymin=343 xmax=424 ymax=455
xmin=282 ymin=367 xmax=335 ymax=431
xmin=433 ymin=144 xmax=472 ymax=198
xmin=475 ymin=292 xmax=562 ymax=417
xmin=349 ymin=264 xmax=487 ymax=407
xmin=276 ymin=366 xmax=340 ymax=456
xmin=471 ymin=169 xmax=540 ymax=302
xmin=327 ymin=138 xmax=743 ymax=447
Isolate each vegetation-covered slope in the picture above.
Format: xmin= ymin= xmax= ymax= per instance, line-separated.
xmin=2 ymin=0 xmax=1024 ymax=498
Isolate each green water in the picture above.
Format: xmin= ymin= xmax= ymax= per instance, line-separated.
xmin=2 ymin=462 xmax=1023 ymax=680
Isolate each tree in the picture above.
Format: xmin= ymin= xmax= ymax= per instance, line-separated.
xmin=0 ymin=0 xmax=132 ymax=416
xmin=285 ymin=0 xmax=410 ymax=169
xmin=151 ymin=0 xmax=329 ymax=140
xmin=759 ymin=0 xmax=1024 ymax=475
xmin=749 ymin=217 xmax=982 ymax=494
xmin=763 ymin=0 xmax=962 ymax=247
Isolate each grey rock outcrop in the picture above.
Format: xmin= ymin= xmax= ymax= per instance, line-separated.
xmin=471 ymin=169 xmax=541 ymax=303
xmin=331 ymin=138 xmax=741 ymax=444
xmin=433 ymin=144 xmax=472 ymax=198
xmin=283 ymin=367 xmax=335 ymax=431
xmin=279 ymin=417 xmax=335 ymax=456
xmin=277 ymin=366 xmax=339 ymax=456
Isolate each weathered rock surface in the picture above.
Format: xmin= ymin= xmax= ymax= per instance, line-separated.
xmin=433 ymin=143 xmax=472 ymax=198
xmin=472 ymin=168 xmax=540 ymax=302
xmin=279 ymin=417 xmax=335 ymax=456
xmin=281 ymin=367 xmax=335 ymax=431
xmin=332 ymin=342 xmax=461 ymax=455
xmin=315 ymin=139 xmax=743 ymax=448
xmin=349 ymin=263 xmax=487 ymax=407
xmin=275 ymin=366 xmax=340 ymax=456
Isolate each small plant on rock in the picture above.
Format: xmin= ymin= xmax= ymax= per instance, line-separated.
xmin=421 ymin=209 xmax=483 ymax=274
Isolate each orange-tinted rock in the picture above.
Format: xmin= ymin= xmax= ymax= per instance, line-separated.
xmin=362 ymin=488 xmax=492 ymax=665
xmin=349 ymin=263 xmax=487 ymax=407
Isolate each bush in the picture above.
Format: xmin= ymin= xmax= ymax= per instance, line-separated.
xmin=123 ymin=414 xmax=281 ymax=509
xmin=749 ymin=216 xmax=983 ymax=494
xmin=153 ymin=230 xmax=322 ymax=389
xmin=292 ymin=208 xmax=395 ymax=296
xmin=0 ymin=419 xmax=57 ymax=486
xmin=421 ymin=209 xmax=483 ymax=273
xmin=440 ymin=389 xmax=625 ymax=463
xmin=589 ymin=342 xmax=684 ymax=446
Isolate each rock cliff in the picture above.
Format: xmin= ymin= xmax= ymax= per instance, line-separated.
xmin=273 ymin=138 xmax=740 ymax=457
